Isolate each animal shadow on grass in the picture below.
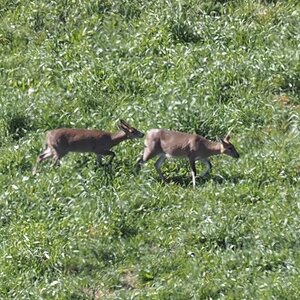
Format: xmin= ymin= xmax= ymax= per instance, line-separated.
xmin=210 ymin=173 xmax=241 ymax=185
xmin=74 ymin=156 xmax=114 ymax=181
xmin=166 ymin=173 xmax=240 ymax=187
xmin=166 ymin=175 xmax=209 ymax=187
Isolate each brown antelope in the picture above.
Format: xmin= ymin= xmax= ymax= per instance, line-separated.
xmin=136 ymin=129 xmax=239 ymax=187
xmin=33 ymin=120 xmax=144 ymax=174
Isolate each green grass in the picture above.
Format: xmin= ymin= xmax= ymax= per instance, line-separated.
xmin=1 ymin=0 xmax=300 ymax=299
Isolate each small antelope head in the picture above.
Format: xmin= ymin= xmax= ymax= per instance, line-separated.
xmin=221 ymin=130 xmax=240 ymax=158
xmin=119 ymin=119 xmax=144 ymax=139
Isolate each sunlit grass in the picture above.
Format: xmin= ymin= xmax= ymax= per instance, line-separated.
xmin=0 ymin=0 xmax=299 ymax=299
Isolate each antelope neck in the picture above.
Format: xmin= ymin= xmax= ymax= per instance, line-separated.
xmin=206 ymin=140 xmax=222 ymax=156
xmin=111 ymin=130 xmax=128 ymax=146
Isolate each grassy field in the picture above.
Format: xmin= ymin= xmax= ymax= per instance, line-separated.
xmin=1 ymin=0 xmax=300 ymax=299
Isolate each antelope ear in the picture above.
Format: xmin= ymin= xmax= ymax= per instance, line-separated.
xmin=120 ymin=119 xmax=131 ymax=129
xmin=224 ymin=135 xmax=230 ymax=142
xmin=224 ymin=129 xmax=232 ymax=142
xmin=118 ymin=122 xmax=127 ymax=132
xmin=221 ymin=139 xmax=230 ymax=147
